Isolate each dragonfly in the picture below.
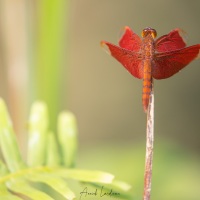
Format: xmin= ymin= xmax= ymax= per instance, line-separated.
xmin=101 ymin=27 xmax=200 ymax=112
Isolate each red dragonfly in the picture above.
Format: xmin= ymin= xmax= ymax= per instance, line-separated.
xmin=101 ymin=27 xmax=200 ymax=112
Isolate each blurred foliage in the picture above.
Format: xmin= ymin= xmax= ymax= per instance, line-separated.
xmin=0 ymin=1 xmax=199 ymax=200
xmin=35 ymin=0 xmax=68 ymax=130
xmin=0 ymin=98 xmax=131 ymax=200
xmin=78 ymin=141 xmax=200 ymax=200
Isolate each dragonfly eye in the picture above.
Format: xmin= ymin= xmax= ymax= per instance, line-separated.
xmin=141 ymin=29 xmax=148 ymax=38
xmin=151 ymin=29 xmax=157 ymax=38
xmin=141 ymin=27 xmax=157 ymax=38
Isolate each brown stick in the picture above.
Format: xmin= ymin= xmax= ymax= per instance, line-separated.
xmin=143 ymin=84 xmax=154 ymax=200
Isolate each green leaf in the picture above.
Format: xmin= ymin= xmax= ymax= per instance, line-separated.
xmin=0 ymin=98 xmax=25 ymax=172
xmin=27 ymin=173 xmax=75 ymax=200
xmin=6 ymin=178 xmax=54 ymax=200
xmin=46 ymin=132 xmax=61 ymax=166
xmin=0 ymin=99 xmax=131 ymax=200
xmin=55 ymin=169 xmax=114 ymax=183
xmin=0 ymin=160 xmax=9 ymax=176
xmin=58 ymin=111 xmax=78 ymax=167
xmin=35 ymin=0 xmax=68 ymax=129
xmin=27 ymin=101 xmax=49 ymax=166
xmin=110 ymin=180 xmax=132 ymax=191
xmin=0 ymin=184 xmax=22 ymax=200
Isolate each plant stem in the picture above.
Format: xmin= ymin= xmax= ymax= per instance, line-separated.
xmin=143 ymin=83 xmax=154 ymax=200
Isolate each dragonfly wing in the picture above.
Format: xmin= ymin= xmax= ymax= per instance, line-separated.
xmin=119 ymin=26 xmax=142 ymax=51
xmin=153 ymin=44 xmax=200 ymax=79
xmin=101 ymin=41 xmax=143 ymax=79
xmin=155 ymin=29 xmax=186 ymax=52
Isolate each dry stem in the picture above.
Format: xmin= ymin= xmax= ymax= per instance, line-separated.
xmin=143 ymin=86 xmax=154 ymax=200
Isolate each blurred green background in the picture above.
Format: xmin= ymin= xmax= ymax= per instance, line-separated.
xmin=0 ymin=0 xmax=200 ymax=199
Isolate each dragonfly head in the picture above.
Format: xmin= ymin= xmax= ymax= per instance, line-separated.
xmin=141 ymin=27 xmax=157 ymax=39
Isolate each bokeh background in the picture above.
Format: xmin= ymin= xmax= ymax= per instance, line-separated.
xmin=0 ymin=0 xmax=200 ymax=199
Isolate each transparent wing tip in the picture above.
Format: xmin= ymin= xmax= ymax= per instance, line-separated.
xmin=177 ymin=28 xmax=188 ymax=45
xmin=100 ymin=41 xmax=111 ymax=55
xmin=118 ymin=26 xmax=131 ymax=42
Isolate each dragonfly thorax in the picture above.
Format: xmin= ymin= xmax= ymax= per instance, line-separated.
xmin=141 ymin=34 xmax=155 ymax=59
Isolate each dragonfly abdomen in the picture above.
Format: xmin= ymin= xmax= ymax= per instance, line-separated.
xmin=142 ymin=61 xmax=152 ymax=112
